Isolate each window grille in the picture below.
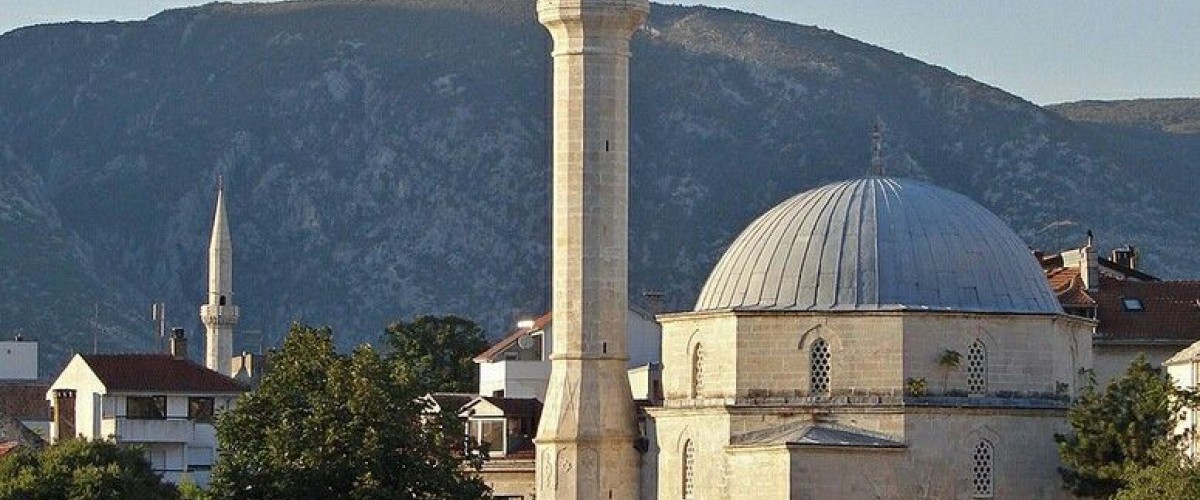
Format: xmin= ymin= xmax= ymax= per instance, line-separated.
xmin=972 ymin=440 xmax=994 ymax=498
xmin=810 ymin=339 xmax=831 ymax=395
xmin=692 ymin=344 xmax=705 ymax=398
xmin=967 ymin=340 xmax=987 ymax=395
xmin=683 ymin=439 xmax=696 ymax=499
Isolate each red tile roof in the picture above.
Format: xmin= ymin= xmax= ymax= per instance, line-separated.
xmin=473 ymin=312 xmax=552 ymax=362
xmin=81 ymin=354 xmax=246 ymax=393
xmin=0 ymin=441 xmax=20 ymax=457
xmin=0 ymin=382 xmax=50 ymax=421
xmin=1091 ymin=276 xmax=1200 ymax=343
xmin=1046 ymin=268 xmax=1097 ymax=307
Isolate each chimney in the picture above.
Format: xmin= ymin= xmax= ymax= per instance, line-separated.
xmin=53 ymin=389 xmax=77 ymax=442
xmin=643 ymin=291 xmax=666 ymax=315
xmin=1111 ymin=245 xmax=1139 ymax=270
xmin=170 ymin=328 xmax=188 ymax=360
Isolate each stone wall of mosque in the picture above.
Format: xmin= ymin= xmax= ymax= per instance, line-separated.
xmin=658 ymin=310 xmax=1094 ymax=402
xmin=784 ymin=410 xmax=1073 ymax=500
xmin=649 ymin=405 xmax=1073 ymax=500
xmin=901 ymin=313 xmax=1094 ymax=398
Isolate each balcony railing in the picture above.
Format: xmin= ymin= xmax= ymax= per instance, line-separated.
xmin=101 ymin=417 xmax=198 ymax=443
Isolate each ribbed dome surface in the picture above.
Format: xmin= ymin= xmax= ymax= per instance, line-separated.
xmin=695 ymin=177 xmax=1062 ymax=314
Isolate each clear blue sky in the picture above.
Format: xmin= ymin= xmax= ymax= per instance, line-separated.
xmin=1 ymin=0 xmax=1196 ymax=104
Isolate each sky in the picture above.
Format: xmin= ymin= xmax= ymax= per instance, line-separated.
xmin=1 ymin=0 xmax=1196 ymax=104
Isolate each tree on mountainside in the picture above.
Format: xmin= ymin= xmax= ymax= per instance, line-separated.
xmin=384 ymin=315 xmax=489 ymax=393
xmin=0 ymin=439 xmax=180 ymax=500
xmin=1056 ymin=356 xmax=1193 ymax=498
xmin=209 ymin=323 xmax=489 ymax=500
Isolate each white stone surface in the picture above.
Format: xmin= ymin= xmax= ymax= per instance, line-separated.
xmin=200 ymin=185 xmax=238 ymax=376
xmin=534 ymin=1 xmax=649 ymax=499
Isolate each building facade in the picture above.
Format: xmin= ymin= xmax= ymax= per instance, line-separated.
xmin=648 ymin=177 xmax=1095 ymax=499
xmin=45 ymin=334 xmax=244 ymax=486
xmin=1043 ymin=243 xmax=1200 ymax=384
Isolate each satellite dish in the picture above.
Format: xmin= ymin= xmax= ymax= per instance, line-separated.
xmin=517 ymin=335 xmax=534 ymax=350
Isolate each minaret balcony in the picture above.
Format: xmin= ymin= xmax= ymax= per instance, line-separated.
xmin=199 ymin=305 xmax=239 ymax=325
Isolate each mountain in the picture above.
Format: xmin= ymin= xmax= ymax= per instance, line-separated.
xmin=1049 ymin=98 xmax=1200 ymax=134
xmin=2 ymin=0 xmax=1199 ymax=374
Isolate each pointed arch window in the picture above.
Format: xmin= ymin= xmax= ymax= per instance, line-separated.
xmin=972 ymin=439 xmax=995 ymax=498
xmin=691 ymin=344 xmax=705 ymax=398
xmin=683 ymin=439 xmax=696 ymax=500
xmin=810 ymin=338 xmax=831 ymax=395
xmin=967 ymin=339 xmax=987 ymax=396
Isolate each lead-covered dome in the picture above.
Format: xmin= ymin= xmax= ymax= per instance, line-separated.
xmin=695 ymin=177 xmax=1062 ymax=314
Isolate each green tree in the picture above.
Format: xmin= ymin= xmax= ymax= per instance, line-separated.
xmin=384 ymin=315 xmax=489 ymax=393
xmin=209 ymin=323 xmax=489 ymax=500
xmin=0 ymin=438 xmax=180 ymax=500
xmin=1115 ymin=444 xmax=1200 ymax=500
xmin=1056 ymin=356 xmax=1190 ymax=498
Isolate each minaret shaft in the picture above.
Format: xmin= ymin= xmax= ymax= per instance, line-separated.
xmin=200 ymin=185 xmax=237 ymax=376
xmin=535 ymin=1 xmax=648 ymax=499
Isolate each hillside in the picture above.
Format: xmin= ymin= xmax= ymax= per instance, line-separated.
xmin=1049 ymin=98 xmax=1200 ymax=134
xmin=1 ymin=0 xmax=1199 ymax=373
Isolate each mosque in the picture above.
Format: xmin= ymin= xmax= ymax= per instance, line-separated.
xmin=526 ymin=0 xmax=1095 ymax=499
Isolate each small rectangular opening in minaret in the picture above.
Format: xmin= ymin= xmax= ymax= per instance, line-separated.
xmin=602 ymin=342 xmax=608 ymax=354
xmin=605 ymin=140 xmax=610 ymax=152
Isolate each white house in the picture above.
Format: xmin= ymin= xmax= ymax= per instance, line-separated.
xmin=46 ymin=332 xmax=245 ymax=486
xmin=473 ymin=304 xmax=662 ymax=402
xmin=1166 ymin=342 xmax=1200 ymax=458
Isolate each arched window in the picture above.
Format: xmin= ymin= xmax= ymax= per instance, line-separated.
xmin=972 ymin=439 xmax=994 ymax=498
xmin=810 ymin=338 xmax=831 ymax=395
xmin=683 ymin=439 xmax=696 ymax=499
xmin=967 ymin=339 xmax=987 ymax=395
xmin=691 ymin=344 xmax=705 ymax=398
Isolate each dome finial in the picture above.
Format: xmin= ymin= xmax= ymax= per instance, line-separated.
xmin=870 ymin=117 xmax=885 ymax=177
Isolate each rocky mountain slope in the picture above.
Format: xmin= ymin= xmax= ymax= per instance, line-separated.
xmin=2 ymin=0 xmax=1198 ymax=373
xmin=1049 ymin=98 xmax=1200 ymax=134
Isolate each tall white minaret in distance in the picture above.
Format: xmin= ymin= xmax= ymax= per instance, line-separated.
xmin=200 ymin=178 xmax=237 ymax=376
xmin=534 ymin=0 xmax=648 ymax=499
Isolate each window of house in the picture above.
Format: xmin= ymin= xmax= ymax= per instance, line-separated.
xmin=972 ymin=440 xmax=995 ymax=498
xmin=683 ymin=439 xmax=696 ymax=500
xmin=810 ymin=339 xmax=831 ymax=395
xmin=126 ymin=396 xmax=166 ymax=419
xmin=469 ymin=419 xmax=506 ymax=454
xmin=189 ymin=397 xmax=215 ymax=423
xmin=691 ymin=344 xmax=705 ymax=398
xmin=1122 ymin=298 xmax=1144 ymax=311
xmin=967 ymin=340 xmax=987 ymax=396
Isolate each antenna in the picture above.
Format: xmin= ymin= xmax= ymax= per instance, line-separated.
xmin=217 ymin=173 xmax=224 ymax=192
xmin=91 ymin=303 xmax=99 ymax=354
xmin=870 ymin=117 xmax=885 ymax=176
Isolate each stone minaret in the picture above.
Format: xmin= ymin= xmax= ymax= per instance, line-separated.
xmin=534 ymin=1 xmax=648 ymax=499
xmin=200 ymin=181 xmax=237 ymax=376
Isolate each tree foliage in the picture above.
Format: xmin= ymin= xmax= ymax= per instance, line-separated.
xmin=384 ymin=315 xmax=489 ymax=393
xmin=1056 ymin=356 xmax=1191 ymax=498
xmin=0 ymin=438 xmax=180 ymax=500
xmin=209 ymin=323 xmax=489 ymax=500
xmin=1115 ymin=444 xmax=1200 ymax=500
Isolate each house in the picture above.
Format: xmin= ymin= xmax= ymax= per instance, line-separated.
xmin=473 ymin=305 xmax=662 ymax=401
xmin=1042 ymin=242 xmax=1200 ymax=383
xmin=45 ymin=330 xmax=245 ymax=486
xmin=1165 ymin=343 xmax=1200 ymax=458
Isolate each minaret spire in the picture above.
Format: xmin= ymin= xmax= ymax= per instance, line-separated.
xmin=535 ymin=0 xmax=648 ymax=499
xmin=200 ymin=177 xmax=237 ymax=376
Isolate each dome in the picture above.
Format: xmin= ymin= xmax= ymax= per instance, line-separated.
xmin=694 ymin=177 xmax=1062 ymax=314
